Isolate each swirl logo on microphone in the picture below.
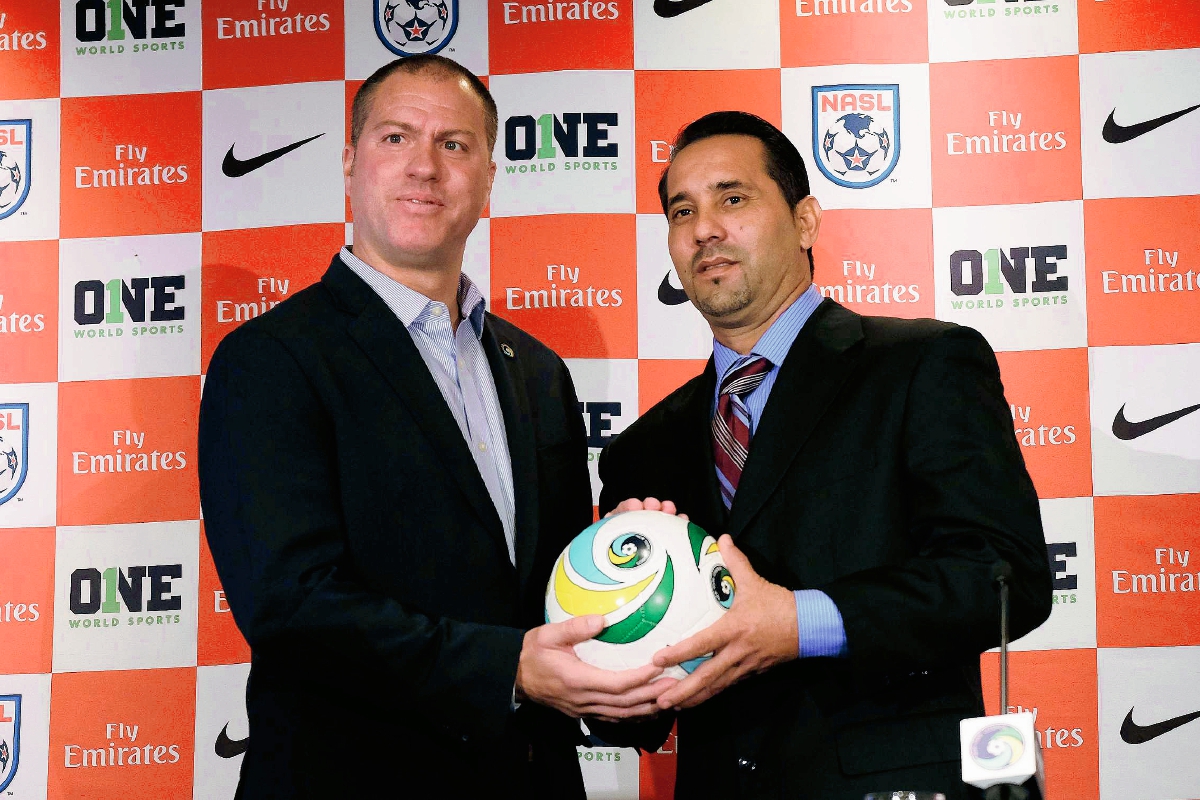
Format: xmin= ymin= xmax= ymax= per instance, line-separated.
xmin=970 ymin=724 xmax=1026 ymax=771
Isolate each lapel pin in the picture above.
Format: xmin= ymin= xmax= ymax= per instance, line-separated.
xmin=501 ymin=343 xmax=515 ymax=358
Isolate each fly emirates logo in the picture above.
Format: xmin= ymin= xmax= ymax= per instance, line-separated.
xmin=64 ymin=722 xmax=181 ymax=769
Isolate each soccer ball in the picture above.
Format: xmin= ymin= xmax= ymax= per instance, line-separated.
xmin=0 ymin=150 xmax=22 ymax=209
xmin=383 ymin=0 xmax=451 ymax=46
xmin=820 ymin=112 xmax=891 ymax=177
xmin=545 ymin=510 xmax=735 ymax=680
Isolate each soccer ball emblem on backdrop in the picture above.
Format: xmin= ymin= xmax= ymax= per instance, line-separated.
xmin=812 ymin=85 xmax=901 ymax=190
xmin=545 ymin=510 xmax=735 ymax=680
xmin=375 ymin=0 xmax=458 ymax=57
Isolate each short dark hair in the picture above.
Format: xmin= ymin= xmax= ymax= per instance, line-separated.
xmin=658 ymin=111 xmax=815 ymax=276
xmin=350 ymin=54 xmax=498 ymax=150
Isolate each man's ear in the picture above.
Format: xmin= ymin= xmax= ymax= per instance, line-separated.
xmin=794 ymin=195 xmax=823 ymax=252
xmin=342 ymin=143 xmax=355 ymax=188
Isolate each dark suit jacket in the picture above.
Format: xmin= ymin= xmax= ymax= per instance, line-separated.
xmin=596 ymin=300 xmax=1052 ymax=800
xmin=198 ymin=255 xmax=593 ymax=799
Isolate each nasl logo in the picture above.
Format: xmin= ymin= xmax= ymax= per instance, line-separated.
xmin=0 ymin=120 xmax=30 ymax=221
xmin=375 ymin=0 xmax=458 ymax=57
xmin=0 ymin=695 xmax=20 ymax=793
xmin=812 ymin=85 xmax=900 ymax=189
xmin=0 ymin=404 xmax=29 ymax=507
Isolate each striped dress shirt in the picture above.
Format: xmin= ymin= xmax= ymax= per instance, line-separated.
xmin=340 ymin=246 xmax=517 ymax=565
xmin=711 ymin=284 xmax=849 ymax=659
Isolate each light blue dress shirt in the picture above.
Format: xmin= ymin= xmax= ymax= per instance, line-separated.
xmin=341 ymin=247 xmax=518 ymax=566
xmin=711 ymin=284 xmax=848 ymax=659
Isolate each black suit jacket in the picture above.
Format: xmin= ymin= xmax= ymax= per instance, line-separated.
xmin=597 ymin=301 xmax=1052 ymax=800
xmin=198 ymin=256 xmax=593 ymax=799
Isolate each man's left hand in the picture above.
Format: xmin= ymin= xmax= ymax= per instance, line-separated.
xmin=652 ymin=534 xmax=798 ymax=710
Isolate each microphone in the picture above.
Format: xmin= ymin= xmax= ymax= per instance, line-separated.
xmin=959 ymin=561 xmax=1045 ymax=800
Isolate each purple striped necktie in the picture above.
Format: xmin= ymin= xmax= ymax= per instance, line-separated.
xmin=712 ymin=356 xmax=772 ymax=509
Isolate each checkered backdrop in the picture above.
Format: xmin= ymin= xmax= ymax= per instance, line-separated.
xmin=1 ymin=1 xmax=1198 ymax=798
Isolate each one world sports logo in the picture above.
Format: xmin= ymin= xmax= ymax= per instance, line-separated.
xmin=970 ymin=723 xmax=1025 ymax=771
xmin=375 ymin=0 xmax=458 ymax=57
xmin=0 ymin=403 xmax=29 ymax=507
xmin=811 ymin=85 xmax=900 ymax=189
xmin=0 ymin=120 xmax=31 ymax=221
xmin=0 ymin=695 xmax=21 ymax=793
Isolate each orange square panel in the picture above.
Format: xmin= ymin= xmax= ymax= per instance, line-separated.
xmin=198 ymin=524 xmax=251 ymax=667
xmin=994 ymin=348 xmax=1092 ymax=499
xmin=1079 ymin=0 xmax=1200 ymax=54
xmin=0 ymin=240 xmax=58 ymax=384
xmin=201 ymin=224 xmax=341 ymax=371
xmin=48 ymin=668 xmax=196 ymax=800
xmin=781 ymin=0 xmax=927 ymax=67
xmin=930 ymin=57 xmax=1082 ymax=208
xmin=813 ymin=208 xmax=934 ymax=319
xmin=489 ymin=0 xmax=632 ymax=74
xmin=60 ymin=93 xmax=202 ymax=239
xmin=981 ymin=649 xmax=1099 ymax=800
xmin=203 ymin=0 xmax=344 ymax=89
xmin=0 ymin=0 xmax=59 ymax=100
xmin=490 ymin=214 xmax=636 ymax=359
xmin=1085 ymin=196 xmax=1200 ymax=347
xmin=0 ymin=527 xmax=54 ymax=674
xmin=1094 ymin=494 xmax=1200 ymax=649
xmin=634 ymin=70 xmax=781 ymax=215
xmin=57 ymin=377 xmax=200 ymax=526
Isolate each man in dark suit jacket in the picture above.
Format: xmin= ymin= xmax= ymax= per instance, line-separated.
xmin=199 ymin=55 xmax=665 ymax=799
xmin=595 ymin=112 xmax=1053 ymax=799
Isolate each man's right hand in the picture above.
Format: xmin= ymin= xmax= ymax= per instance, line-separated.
xmin=515 ymin=615 xmax=675 ymax=722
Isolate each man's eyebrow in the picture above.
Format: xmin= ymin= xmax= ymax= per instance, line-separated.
xmin=667 ymin=179 xmax=749 ymax=209
xmin=371 ymin=120 xmax=480 ymax=140
xmin=666 ymin=189 xmax=692 ymax=209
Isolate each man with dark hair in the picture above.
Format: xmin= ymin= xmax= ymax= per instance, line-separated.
xmin=598 ymin=111 xmax=1052 ymax=798
xmin=199 ymin=55 xmax=666 ymax=799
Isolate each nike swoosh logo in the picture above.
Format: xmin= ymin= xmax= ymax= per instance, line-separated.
xmin=658 ymin=272 xmax=690 ymax=305
xmin=222 ymin=133 xmax=325 ymax=178
xmin=1112 ymin=402 xmax=1200 ymax=440
xmin=654 ymin=0 xmax=718 ymax=17
xmin=1120 ymin=707 xmax=1200 ymax=744
xmin=1102 ymin=104 xmax=1200 ymax=144
xmin=215 ymin=723 xmax=249 ymax=758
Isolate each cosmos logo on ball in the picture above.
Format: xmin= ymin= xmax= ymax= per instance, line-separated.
xmin=971 ymin=723 xmax=1026 ymax=770
xmin=375 ymin=0 xmax=457 ymax=57
xmin=545 ymin=511 xmax=734 ymax=679
xmin=812 ymin=85 xmax=900 ymax=189
xmin=0 ymin=404 xmax=29 ymax=507
xmin=0 ymin=695 xmax=20 ymax=793
xmin=0 ymin=120 xmax=30 ymax=221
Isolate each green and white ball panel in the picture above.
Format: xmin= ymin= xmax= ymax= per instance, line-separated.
xmin=545 ymin=510 xmax=734 ymax=678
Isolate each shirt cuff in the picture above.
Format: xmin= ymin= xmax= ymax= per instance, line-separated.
xmin=794 ymin=589 xmax=848 ymax=658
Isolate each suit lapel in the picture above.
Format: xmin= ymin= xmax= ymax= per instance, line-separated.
xmin=481 ymin=319 xmax=540 ymax=590
xmin=673 ymin=361 xmax=728 ymax=536
xmin=325 ymin=259 xmax=508 ymax=551
xmin=727 ymin=301 xmax=865 ymax=538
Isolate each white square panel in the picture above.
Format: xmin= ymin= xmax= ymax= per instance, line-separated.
xmin=564 ymin=358 xmax=638 ymax=505
xmin=60 ymin=0 xmax=202 ymax=97
xmin=783 ymin=64 xmax=932 ymax=210
xmin=1090 ymin=343 xmax=1200 ymax=496
xmin=489 ymin=71 xmax=635 ymax=217
xmin=59 ymin=234 xmax=201 ymax=382
xmin=1011 ymin=497 xmax=1096 ymax=651
xmin=202 ymin=81 xmax=346 ymax=231
xmin=1080 ymin=49 xmax=1200 ymax=200
xmin=0 ymin=99 xmax=59 ymax=242
xmin=928 ymin=0 xmax=1079 ymax=63
xmin=933 ymin=200 xmax=1086 ymax=351
xmin=633 ymin=0 xmax=780 ymax=70
xmin=0 ymin=383 xmax=57 ymax=530
xmin=53 ymin=521 xmax=200 ymax=673
xmin=193 ymin=662 xmax=250 ymax=800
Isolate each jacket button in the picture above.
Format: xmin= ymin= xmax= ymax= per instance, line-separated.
xmin=737 ymin=757 xmax=756 ymax=771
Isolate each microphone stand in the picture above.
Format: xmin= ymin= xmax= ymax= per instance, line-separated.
xmin=985 ymin=563 xmax=1031 ymax=800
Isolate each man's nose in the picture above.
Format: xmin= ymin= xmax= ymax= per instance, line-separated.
xmin=406 ymin=139 xmax=440 ymax=181
xmin=691 ymin=206 xmax=725 ymax=245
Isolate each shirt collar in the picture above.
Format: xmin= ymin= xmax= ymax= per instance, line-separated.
xmin=340 ymin=245 xmax=487 ymax=338
xmin=712 ymin=284 xmax=823 ymax=381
